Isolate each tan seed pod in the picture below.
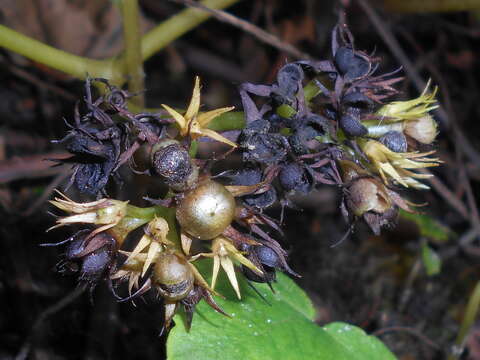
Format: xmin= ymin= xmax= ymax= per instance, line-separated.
xmin=176 ymin=180 xmax=236 ymax=240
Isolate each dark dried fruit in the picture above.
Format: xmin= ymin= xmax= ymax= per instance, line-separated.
xmin=241 ymin=245 xmax=278 ymax=283
xmin=334 ymin=46 xmax=371 ymax=81
xmin=290 ymin=114 xmax=329 ymax=154
xmin=151 ymin=139 xmax=198 ymax=191
xmin=239 ymin=119 xmax=287 ymax=164
xmin=80 ymin=245 xmax=116 ymax=284
xmin=57 ymin=231 xmax=118 ymax=287
xmin=228 ymin=166 xmax=277 ymax=209
xmin=62 ymin=127 xmax=121 ymax=195
xmin=342 ymin=92 xmax=373 ymax=110
xmin=254 ymin=245 xmax=282 ymax=268
xmin=273 ymin=63 xmax=304 ymax=104
xmin=279 ymin=162 xmax=313 ymax=193
xmin=339 ymin=112 xmax=368 ymax=137
xmin=243 ymin=187 xmax=277 ymax=209
xmin=379 ymin=131 xmax=408 ymax=153
xmin=229 ymin=166 xmax=262 ymax=186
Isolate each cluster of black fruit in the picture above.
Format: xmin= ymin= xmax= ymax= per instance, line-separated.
xmin=230 ymin=25 xmax=401 ymax=218
xmin=54 ymin=78 xmax=173 ymax=195
xmin=50 ymin=24 xmax=426 ymax=303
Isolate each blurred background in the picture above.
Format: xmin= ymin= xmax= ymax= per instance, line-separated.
xmin=1 ymin=0 xmax=480 ymax=359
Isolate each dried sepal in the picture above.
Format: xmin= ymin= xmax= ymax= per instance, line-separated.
xmin=181 ymin=233 xmax=193 ymax=255
xmin=376 ymin=82 xmax=438 ymax=122
xmin=48 ymin=191 xmax=128 ymax=237
xmin=112 ymin=250 xmax=145 ymax=295
xmin=161 ymin=76 xmax=236 ymax=147
xmin=123 ymin=217 xmax=172 ymax=276
xmin=361 ymin=139 xmax=441 ymax=189
xmin=192 ymin=236 xmax=262 ymax=299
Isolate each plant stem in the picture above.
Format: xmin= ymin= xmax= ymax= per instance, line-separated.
xmin=0 ymin=24 xmax=117 ymax=80
xmin=207 ymin=111 xmax=245 ymax=131
xmin=120 ymin=0 xmax=145 ymax=107
xmin=0 ymin=0 xmax=240 ymax=86
xmin=448 ymin=280 xmax=480 ymax=360
xmin=141 ymin=0 xmax=240 ymax=61
xmin=110 ymin=204 xmax=177 ymax=245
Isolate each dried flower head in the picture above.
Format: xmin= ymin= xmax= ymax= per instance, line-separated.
xmin=361 ymin=139 xmax=441 ymax=189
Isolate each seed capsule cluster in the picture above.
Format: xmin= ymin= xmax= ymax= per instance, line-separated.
xmin=47 ymin=23 xmax=441 ymax=334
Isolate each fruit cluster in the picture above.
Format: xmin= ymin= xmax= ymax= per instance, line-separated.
xmin=47 ymin=24 xmax=440 ymax=333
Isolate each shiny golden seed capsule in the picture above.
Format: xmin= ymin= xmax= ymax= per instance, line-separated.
xmin=153 ymin=253 xmax=194 ymax=301
xmin=176 ymin=180 xmax=236 ymax=240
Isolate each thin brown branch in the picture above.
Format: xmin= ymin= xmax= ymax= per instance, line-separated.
xmin=357 ymin=0 xmax=480 ymax=168
xmin=0 ymin=152 xmax=70 ymax=183
xmin=21 ymin=169 xmax=71 ymax=216
xmin=15 ymin=287 xmax=85 ymax=360
xmin=171 ymin=0 xmax=313 ymax=60
xmin=5 ymin=63 xmax=76 ymax=101
xmin=421 ymin=169 xmax=469 ymax=220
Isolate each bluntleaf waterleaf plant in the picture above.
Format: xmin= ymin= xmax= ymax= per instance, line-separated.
xmin=16 ymin=2 xmax=442 ymax=355
xmin=168 ymin=260 xmax=396 ymax=360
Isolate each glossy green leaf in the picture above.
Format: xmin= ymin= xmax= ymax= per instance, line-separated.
xmin=421 ymin=241 xmax=442 ymax=276
xmin=399 ymin=209 xmax=452 ymax=243
xmin=167 ymin=259 xmax=396 ymax=360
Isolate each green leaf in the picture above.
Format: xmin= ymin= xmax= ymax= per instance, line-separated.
xmin=399 ymin=209 xmax=452 ymax=243
xmin=323 ymin=322 xmax=397 ymax=360
xmin=421 ymin=242 xmax=442 ymax=276
xmin=167 ymin=260 xmax=396 ymax=360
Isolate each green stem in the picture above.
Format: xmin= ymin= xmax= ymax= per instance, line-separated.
xmin=126 ymin=204 xmax=172 ymax=219
xmin=276 ymin=80 xmax=321 ymax=119
xmin=0 ymin=0 xmax=240 ymax=88
xmin=120 ymin=0 xmax=145 ymax=107
xmin=141 ymin=0 xmax=240 ymax=61
xmin=448 ymin=281 xmax=480 ymax=360
xmin=0 ymin=24 xmax=117 ymax=80
xmin=189 ymin=140 xmax=199 ymax=157
xmin=207 ymin=111 xmax=246 ymax=131
xmin=126 ymin=204 xmax=181 ymax=248
xmin=110 ymin=204 xmax=178 ymax=246
xmin=364 ymin=122 xmax=404 ymax=137
xmin=304 ymin=80 xmax=322 ymax=101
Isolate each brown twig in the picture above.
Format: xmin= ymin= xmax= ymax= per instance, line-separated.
xmin=357 ymin=0 xmax=480 ymax=168
xmin=15 ymin=286 xmax=85 ymax=360
xmin=0 ymin=152 xmax=69 ymax=183
xmin=21 ymin=169 xmax=71 ymax=216
xmin=357 ymin=0 xmax=480 ymax=238
xmin=5 ymin=62 xmax=76 ymax=101
xmin=171 ymin=0 xmax=313 ymax=60
xmin=420 ymin=169 xmax=470 ymax=220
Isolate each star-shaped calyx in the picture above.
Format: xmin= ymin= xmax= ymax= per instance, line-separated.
xmin=161 ymin=76 xmax=237 ymax=148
